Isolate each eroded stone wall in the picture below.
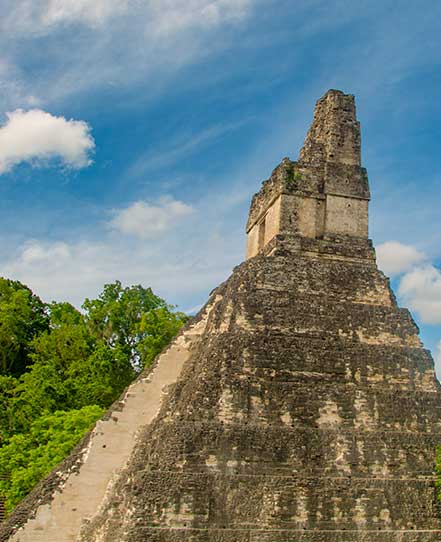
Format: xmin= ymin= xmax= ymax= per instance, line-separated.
xmin=299 ymin=90 xmax=361 ymax=166
xmin=246 ymin=90 xmax=370 ymax=258
xmin=76 ymin=240 xmax=441 ymax=541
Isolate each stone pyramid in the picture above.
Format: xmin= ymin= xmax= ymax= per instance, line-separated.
xmin=2 ymin=90 xmax=441 ymax=542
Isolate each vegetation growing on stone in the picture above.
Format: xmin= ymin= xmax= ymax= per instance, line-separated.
xmin=282 ymin=162 xmax=303 ymax=186
xmin=288 ymin=170 xmax=303 ymax=184
xmin=0 ymin=278 xmax=187 ymax=514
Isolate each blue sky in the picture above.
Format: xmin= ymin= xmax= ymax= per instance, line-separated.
xmin=0 ymin=0 xmax=440 ymax=371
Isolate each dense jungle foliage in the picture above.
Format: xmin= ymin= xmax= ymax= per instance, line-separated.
xmin=0 ymin=278 xmax=188 ymax=515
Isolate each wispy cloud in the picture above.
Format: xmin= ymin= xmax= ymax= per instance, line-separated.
xmin=41 ymin=0 xmax=130 ymax=27
xmin=3 ymin=0 xmax=131 ymax=32
xmin=128 ymin=120 xmax=249 ymax=178
xmin=109 ymin=197 xmax=194 ymax=239
xmin=2 ymin=0 xmax=251 ymax=35
xmin=0 ymin=0 xmax=254 ymax=110
xmin=0 ymin=109 xmax=94 ymax=174
xmin=146 ymin=0 xmax=251 ymax=37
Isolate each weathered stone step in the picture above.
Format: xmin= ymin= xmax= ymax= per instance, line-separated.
xmin=208 ymin=334 xmax=435 ymax=376
xmin=218 ymin=292 xmax=419 ymax=344
xmin=233 ymin=252 xmax=385 ymax=302
xmin=168 ymin=379 xmax=441 ymax=432
xmin=140 ymin=420 xmax=441 ymax=477
xmin=112 ymin=526 xmax=441 ymax=542
xmin=120 ymin=471 xmax=441 ymax=531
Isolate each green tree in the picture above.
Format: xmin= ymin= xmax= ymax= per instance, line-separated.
xmin=0 ymin=278 xmax=49 ymax=376
xmin=0 ymin=375 xmax=18 ymax=443
xmin=9 ymin=303 xmax=135 ymax=431
xmin=82 ymin=281 xmax=165 ymax=349
xmin=67 ymin=342 xmax=134 ymax=408
xmin=138 ymin=307 xmax=188 ymax=367
xmin=48 ymin=301 xmax=83 ymax=328
xmin=9 ymin=313 xmax=94 ymax=431
xmin=0 ymin=406 xmax=103 ymax=513
xmin=83 ymin=281 xmax=188 ymax=369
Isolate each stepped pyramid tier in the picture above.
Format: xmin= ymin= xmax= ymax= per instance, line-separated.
xmin=2 ymin=90 xmax=441 ymax=542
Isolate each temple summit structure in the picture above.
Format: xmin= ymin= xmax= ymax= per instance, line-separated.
xmin=2 ymin=90 xmax=441 ymax=542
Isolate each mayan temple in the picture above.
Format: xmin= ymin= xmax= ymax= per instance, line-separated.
xmin=2 ymin=89 xmax=441 ymax=542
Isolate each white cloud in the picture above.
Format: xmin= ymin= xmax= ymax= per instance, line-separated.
xmin=435 ymin=341 xmax=441 ymax=376
xmin=42 ymin=0 xmax=129 ymax=26
xmin=398 ymin=265 xmax=441 ymax=325
xmin=375 ymin=241 xmax=441 ymax=325
xmin=0 ymin=239 xmax=128 ymax=306
xmin=376 ymin=241 xmax=426 ymax=276
xmin=20 ymin=240 xmax=71 ymax=264
xmin=109 ymin=197 xmax=194 ymax=239
xmin=0 ymin=109 xmax=95 ymax=174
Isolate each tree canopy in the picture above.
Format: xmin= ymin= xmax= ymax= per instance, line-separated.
xmin=0 ymin=278 xmax=49 ymax=377
xmin=0 ymin=406 xmax=103 ymax=514
xmin=0 ymin=279 xmax=188 ymax=514
xmin=82 ymin=280 xmax=186 ymax=369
